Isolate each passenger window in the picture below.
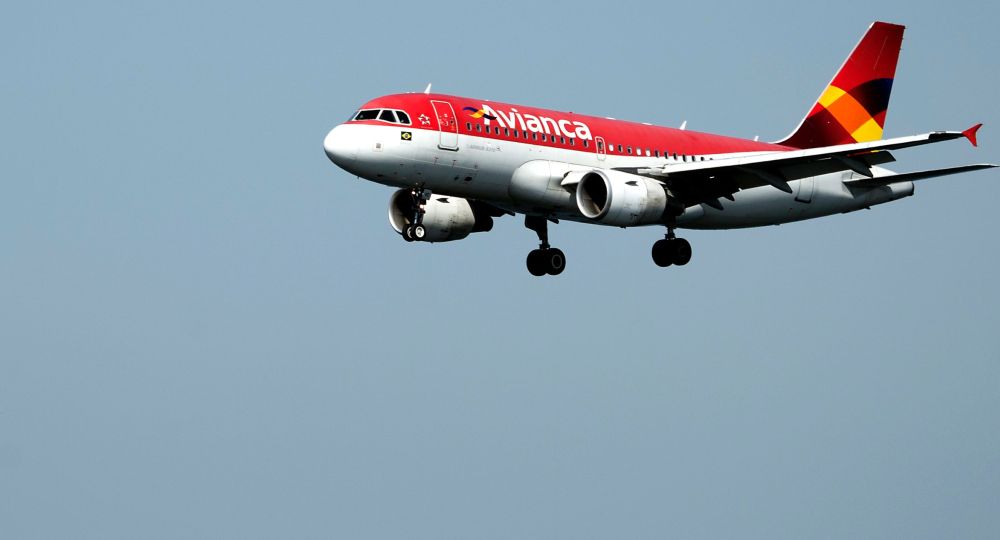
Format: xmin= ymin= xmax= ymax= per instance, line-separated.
xmin=570 ymin=138 xmax=575 ymax=146
xmin=584 ymin=140 xmax=590 ymax=148
xmin=466 ymin=122 xmax=472 ymax=131
xmin=654 ymin=150 xmax=660 ymax=157
xmin=560 ymin=137 xmax=565 ymax=145
xmin=495 ymin=127 xmax=500 ymax=135
xmin=541 ymin=134 xmax=547 ymax=142
xmin=354 ymin=109 xmax=379 ymax=121
xmin=627 ymin=146 xmax=633 ymax=154
xmin=504 ymin=128 xmax=510 ymax=137
xmin=378 ymin=109 xmax=397 ymax=123
xmin=396 ymin=111 xmax=411 ymax=124
xmin=476 ymin=124 xmax=481 ymax=132
xmin=646 ymin=149 xmax=651 ymax=156
xmin=617 ymin=144 xmax=623 ymax=152
xmin=532 ymin=132 xmax=537 ymax=141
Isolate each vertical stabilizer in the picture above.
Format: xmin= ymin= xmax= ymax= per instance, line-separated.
xmin=777 ymin=22 xmax=905 ymax=148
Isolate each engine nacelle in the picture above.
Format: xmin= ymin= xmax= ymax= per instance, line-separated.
xmin=388 ymin=189 xmax=493 ymax=242
xmin=574 ymin=169 xmax=668 ymax=226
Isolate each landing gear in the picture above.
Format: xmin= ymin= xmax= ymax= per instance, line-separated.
xmin=527 ymin=247 xmax=565 ymax=276
xmin=401 ymin=185 xmax=431 ymax=242
xmin=404 ymin=224 xmax=425 ymax=241
xmin=524 ymin=216 xmax=566 ymax=276
xmin=652 ymin=228 xmax=692 ymax=267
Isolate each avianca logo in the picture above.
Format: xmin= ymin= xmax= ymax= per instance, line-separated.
xmin=478 ymin=104 xmax=593 ymax=140
xmin=463 ymin=106 xmax=497 ymax=121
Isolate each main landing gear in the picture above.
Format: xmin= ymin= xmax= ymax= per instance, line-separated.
xmin=651 ymin=227 xmax=692 ymax=267
xmin=402 ymin=185 xmax=431 ymax=242
xmin=524 ymin=215 xmax=565 ymax=276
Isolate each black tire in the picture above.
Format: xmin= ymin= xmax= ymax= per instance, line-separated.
xmin=651 ymin=239 xmax=673 ymax=267
xmin=402 ymin=226 xmax=415 ymax=242
xmin=673 ymin=238 xmax=692 ymax=266
xmin=526 ymin=249 xmax=547 ymax=276
xmin=413 ymin=224 xmax=426 ymax=240
xmin=546 ymin=248 xmax=566 ymax=275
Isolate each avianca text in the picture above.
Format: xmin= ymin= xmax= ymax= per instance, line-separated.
xmin=479 ymin=104 xmax=593 ymax=140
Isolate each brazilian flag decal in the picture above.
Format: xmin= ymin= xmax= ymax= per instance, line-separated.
xmin=400 ymin=131 xmax=412 ymax=141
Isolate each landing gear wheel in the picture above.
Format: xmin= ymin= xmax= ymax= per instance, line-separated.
xmin=413 ymin=224 xmax=426 ymax=240
xmin=402 ymin=226 xmax=416 ymax=242
xmin=652 ymin=240 xmax=674 ymax=267
xmin=546 ymin=248 xmax=566 ymax=275
xmin=652 ymin=236 xmax=693 ymax=267
xmin=526 ymin=248 xmax=567 ymax=276
xmin=673 ymin=238 xmax=692 ymax=266
xmin=526 ymin=249 xmax=547 ymax=276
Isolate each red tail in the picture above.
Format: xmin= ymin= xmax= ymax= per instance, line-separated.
xmin=778 ymin=22 xmax=905 ymax=149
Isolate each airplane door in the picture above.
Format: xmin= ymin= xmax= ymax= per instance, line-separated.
xmin=595 ymin=136 xmax=606 ymax=161
xmin=795 ymin=177 xmax=815 ymax=203
xmin=431 ymin=100 xmax=459 ymax=151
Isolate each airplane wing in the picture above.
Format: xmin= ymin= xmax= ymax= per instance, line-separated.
xmin=619 ymin=124 xmax=990 ymax=210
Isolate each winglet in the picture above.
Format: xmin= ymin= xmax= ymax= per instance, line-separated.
xmin=962 ymin=123 xmax=983 ymax=147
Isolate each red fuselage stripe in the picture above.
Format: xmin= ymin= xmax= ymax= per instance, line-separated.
xmin=349 ymin=93 xmax=792 ymax=157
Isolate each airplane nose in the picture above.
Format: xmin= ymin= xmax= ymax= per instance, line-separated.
xmin=323 ymin=124 xmax=357 ymax=166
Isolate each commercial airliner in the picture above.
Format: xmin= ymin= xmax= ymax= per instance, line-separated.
xmin=323 ymin=22 xmax=994 ymax=276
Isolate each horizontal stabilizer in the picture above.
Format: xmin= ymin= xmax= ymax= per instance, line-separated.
xmin=845 ymin=164 xmax=997 ymax=187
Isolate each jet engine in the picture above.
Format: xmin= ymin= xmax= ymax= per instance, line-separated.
xmin=388 ymin=189 xmax=493 ymax=242
xmin=574 ymin=169 xmax=669 ymax=227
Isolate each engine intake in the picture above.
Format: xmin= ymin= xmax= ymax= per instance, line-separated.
xmin=388 ymin=189 xmax=493 ymax=242
xmin=575 ymin=170 xmax=668 ymax=226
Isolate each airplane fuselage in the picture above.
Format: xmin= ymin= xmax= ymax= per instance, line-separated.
xmin=324 ymin=92 xmax=913 ymax=230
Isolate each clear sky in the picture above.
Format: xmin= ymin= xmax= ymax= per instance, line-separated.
xmin=2 ymin=1 xmax=998 ymax=538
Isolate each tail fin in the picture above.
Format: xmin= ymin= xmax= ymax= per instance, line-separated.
xmin=777 ymin=21 xmax=905 ymax=149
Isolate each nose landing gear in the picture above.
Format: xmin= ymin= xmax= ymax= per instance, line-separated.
xmin=402 ymin=185 xmax=431 ymax=242
xmin=651 ymin=227 xmax=692 ymax=267
xmin=524 ymin=215 xmax=565 ymax=276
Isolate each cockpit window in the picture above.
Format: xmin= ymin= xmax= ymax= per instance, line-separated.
xmin=351 ymin=108 xmax=412 ymax=125
xmin=378 ymin=109 xmax=397 ymax=123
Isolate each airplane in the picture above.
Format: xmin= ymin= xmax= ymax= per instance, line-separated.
xmin=323 ymin=21 xmax=995 ymax=276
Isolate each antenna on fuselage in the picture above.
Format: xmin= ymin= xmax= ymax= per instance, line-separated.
xmin=423 ymin=83 xmax=432 ymax=94
xmin=679 ymin=120 xmax=687 ymax=130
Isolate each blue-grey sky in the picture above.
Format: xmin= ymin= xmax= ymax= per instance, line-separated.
xmin=2 ymin=1 xmax=998 ymax=538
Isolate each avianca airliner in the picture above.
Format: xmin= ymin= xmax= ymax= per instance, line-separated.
xmin=323 ymin=22 xmax=994 ymax=276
